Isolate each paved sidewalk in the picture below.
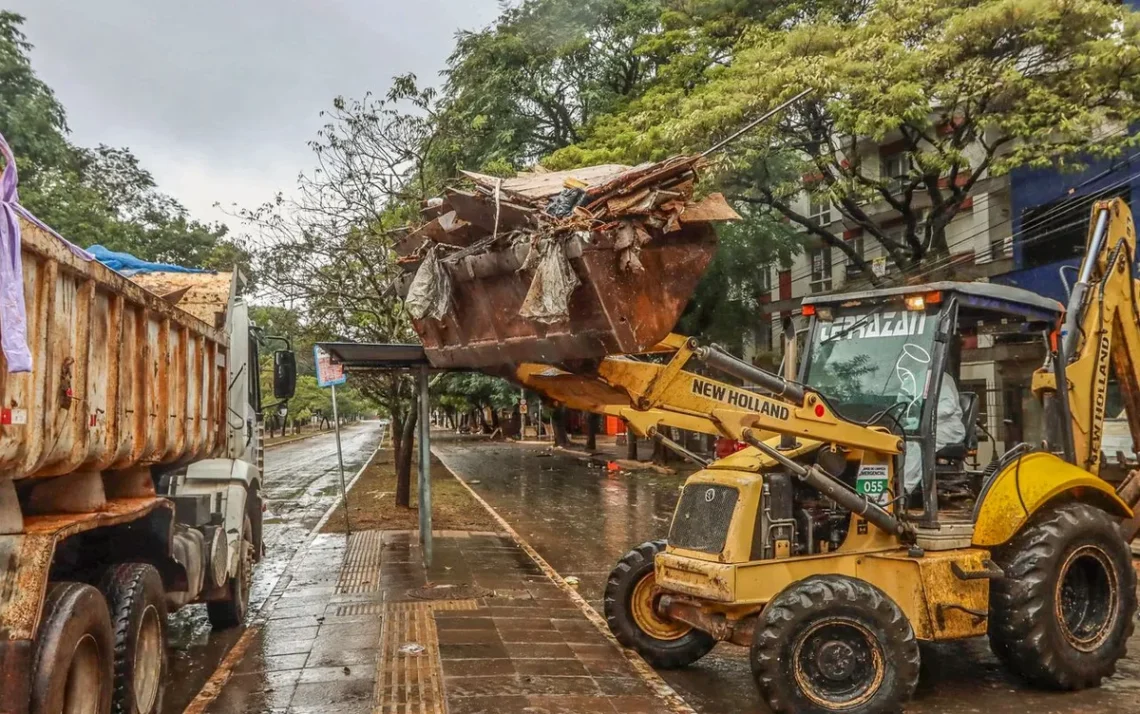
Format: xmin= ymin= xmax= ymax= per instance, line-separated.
xmin=201 ymin=529 xmax=682 ymax=714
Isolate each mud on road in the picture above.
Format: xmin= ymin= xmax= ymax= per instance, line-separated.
xmin=433 ymin=438 xmax=1140 ymax=714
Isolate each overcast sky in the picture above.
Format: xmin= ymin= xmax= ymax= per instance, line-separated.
xmin=9 ymin=0 xmax=501 ymax=226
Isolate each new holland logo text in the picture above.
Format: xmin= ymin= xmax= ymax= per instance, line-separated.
xmin=690 ymin=378 xmax=790 ymax=420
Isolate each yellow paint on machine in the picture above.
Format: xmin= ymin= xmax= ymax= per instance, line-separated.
xmin=656 ymin=547 xmax=991 ymax=641
xmin=972 ymin=451 xmax=1132 ymax=547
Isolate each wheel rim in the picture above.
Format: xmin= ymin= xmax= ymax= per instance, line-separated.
xmin=133 ymin=604 xmax=163 ymax=712
xmin=630 ymin=572 xmax=690 ymax=641
xmin=1055 ymin=544 xmax=1118 ymax=652
xmin=792 ymin=618 xmax=885 ymax=709
xmin=64 ymin=634 xmax=102 ymax=714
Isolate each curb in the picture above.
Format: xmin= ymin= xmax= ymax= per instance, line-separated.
xmin=436 ymin=445 xmax=698 ymax=714
xmin=183 ymin=431 xmax=384 ymax=714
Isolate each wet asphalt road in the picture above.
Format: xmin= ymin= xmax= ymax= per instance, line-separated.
xmin=434 ymin=439 xmax=1140 ymax=714
xmin=161 ymin=421 xmax=385 ymax=714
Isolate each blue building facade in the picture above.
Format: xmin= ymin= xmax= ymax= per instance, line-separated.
xmin=992 ymin=149 xmax=1139 ymax=303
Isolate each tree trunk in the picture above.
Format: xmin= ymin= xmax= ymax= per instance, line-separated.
xmin=393 ymin=397 xmax=419 ymax=508
xmin=625 ymin=422 xmax=638 ymax=460
xmin=552 ymin=405 xmax=569 ymax=447
xmin=490 ymin=408 xmax=500 ymax=430
xmin=586 ymin=413 xmax=598 ymax=451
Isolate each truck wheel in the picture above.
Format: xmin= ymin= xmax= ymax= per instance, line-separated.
xmin=98 ymin=564 xmax=167 ymax=714
xmin=207 ymin=514 xmax=254 ymax=629
xmin=31 ymin=582 xmax=114 ymax=714
xmin=989 ymin=502 xmax=1136 ymax=689
xmin=751 ymin=575 xmax=920 ymax=714
xmin=603 ymin=540 xmax=716 ymax=669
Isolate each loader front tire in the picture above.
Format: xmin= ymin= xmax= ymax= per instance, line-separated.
xmin=604 ymin=540 xmax=716 ymax=669
xmin=751 ymin=575 xmax=920 ymax=714
xmin=989 ymin=502 xmax=1136 ymax=689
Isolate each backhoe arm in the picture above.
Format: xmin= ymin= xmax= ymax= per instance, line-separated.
xmin=515 ymin=337 xmax=902 ymax=456
xmin=1032 ymin=198 xmax=1140 ymax=475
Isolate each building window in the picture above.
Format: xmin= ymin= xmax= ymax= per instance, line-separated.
xmin=881 ymin=152 xmax=912 ymax=192
xmin=808 ymin=196 xmax=833 ymax=226
xmin=810 ymin=246 xmax=833 ymax=293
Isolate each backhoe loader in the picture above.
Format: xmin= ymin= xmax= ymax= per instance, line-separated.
xmin=508 ymin=199 xmax=1140 ymax=713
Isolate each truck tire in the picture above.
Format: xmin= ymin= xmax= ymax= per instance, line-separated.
xmin=98 ymin=564 xmax=167 ymax=714
xmin=989 ymin=502 xmax=1136 ymax=689
xmin=603 ymin=540 xmax=716 ymax=669
xmin=751 ymin=575 xmax=920 ymax=714
xmin=31 ymin=582 xmax=114 ymax=714
xmin=207 ymin=514 xmax=254 ymax=629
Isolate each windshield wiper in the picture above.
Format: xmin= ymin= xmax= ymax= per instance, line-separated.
xmin=820 ymin=305 xmax=888 ymax=345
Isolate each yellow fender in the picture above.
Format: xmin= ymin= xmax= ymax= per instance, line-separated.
xmin=973 ymin=451 xmax=1132 ymax=547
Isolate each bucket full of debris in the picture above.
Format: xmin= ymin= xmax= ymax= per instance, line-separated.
xmin=397 ymin=155 xmax=738 ymax=368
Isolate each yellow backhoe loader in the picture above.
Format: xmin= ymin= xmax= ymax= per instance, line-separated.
xmin=507 ymin=199 xmax=1140 ymax=713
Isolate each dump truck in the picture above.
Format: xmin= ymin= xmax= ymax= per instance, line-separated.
xmin=0 ymin=211 xmax=296 ymax=714
xmin=402 ymin=150 xmax=1140 ymax=713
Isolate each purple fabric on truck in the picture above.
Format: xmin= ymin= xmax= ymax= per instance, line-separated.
xmin=0 ymin=132 xmax=94 ymax=373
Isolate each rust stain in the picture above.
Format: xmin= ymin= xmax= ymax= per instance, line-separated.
xmin=0 ymin=216 xmax=229 ymax=481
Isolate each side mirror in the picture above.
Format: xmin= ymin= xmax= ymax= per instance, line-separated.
xmin=274 ymin=350 xmax=297 ymax=400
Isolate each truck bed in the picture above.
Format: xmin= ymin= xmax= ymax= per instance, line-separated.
xmin=0 ymin=216 xmax=230 ymax=480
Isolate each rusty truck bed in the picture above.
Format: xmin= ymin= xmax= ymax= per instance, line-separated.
xmin=0 ymin=216 xmax=230 ymax=480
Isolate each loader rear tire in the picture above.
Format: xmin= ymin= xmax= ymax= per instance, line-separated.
xmin=989 ymin=502 xmax=1136 ymax=690
xmin=31 ymin=582 xmax=114 ymax=714
xmin=751 ymin=575 xmax=920 ymax=714
xmin=604 ymin=540 xmax=716 ymax=669
xmin=98 ymin=564 xmax=167 ymax=714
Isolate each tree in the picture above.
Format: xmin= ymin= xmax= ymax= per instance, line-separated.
xmin=1 ymin=13 xmax=243 ymax=273
xmin=431 ymin=0 xmax=666 ymax=173
xmin=242 ymin=80 xmax=440 ymax=507
xmin=0 ymin=12 xmax=70 ymax=180
xmin=561 ymin=0 xmax=1140 ymax=281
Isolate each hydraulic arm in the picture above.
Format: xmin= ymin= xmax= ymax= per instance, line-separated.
xmin=1032 ymin=198 xmax=1140 ymax=475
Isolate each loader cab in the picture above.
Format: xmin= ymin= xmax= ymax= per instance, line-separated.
xmin=800 ymin=282 xmax=1064 ymax=525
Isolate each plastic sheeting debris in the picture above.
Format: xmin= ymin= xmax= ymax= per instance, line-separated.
xmin=405 ymin=245 xmax=452 ymax=321
xmin=519 ymin=238 xmax=581 ymax=324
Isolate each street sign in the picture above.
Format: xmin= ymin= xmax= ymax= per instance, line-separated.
xmin=314 ymin=345 xmax=347 ymax=387
xmin=519 ymin=401 xmax=528 ymax=414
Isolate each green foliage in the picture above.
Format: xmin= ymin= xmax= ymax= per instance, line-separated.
xmin=0 ymin=13 xmax=242 ymax=272
xmin=434 ymin=373 xmax=518 ymax=414
xmin=558 ymin=0 xmax=1140 ymax=277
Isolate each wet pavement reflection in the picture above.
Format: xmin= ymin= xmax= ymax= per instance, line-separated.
xmin=434 ymin=439 xmax=1140 ymax=714
xmin=161 ymin=421 xmax=384 ymax=714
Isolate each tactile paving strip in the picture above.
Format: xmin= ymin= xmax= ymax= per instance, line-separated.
xmin=336 ymin=530 xmax=384 ymax=594
xmin=386 ymin=599 xmax=479 ymax=612
xmin=375 ymin=601 xmax=446 ymax=713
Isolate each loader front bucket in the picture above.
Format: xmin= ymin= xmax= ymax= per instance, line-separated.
xmin=399 ymin=156 xmax=736 ymax=369
xmin=412 ymin=223 xmax=717 ymax=368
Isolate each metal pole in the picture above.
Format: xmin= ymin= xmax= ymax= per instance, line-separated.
xmin=418 ymin=366 xmax=432 ymax=564
xmin=702 ymin=89 xmax=812 ymax=157
xmin=331 ymin=382 xmax=350 ymax=534
xmin=1061 ymin=207 xmax=1110 ymax=357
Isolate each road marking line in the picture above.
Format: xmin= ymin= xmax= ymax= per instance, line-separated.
xmin=438 ymin=446 xmax=699 ymax=714
xmin=181 ymin=429 xmax=384 ymax=714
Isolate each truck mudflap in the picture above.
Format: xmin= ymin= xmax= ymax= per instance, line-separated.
xmin=398 ymin=156 xmax=737 ymax=368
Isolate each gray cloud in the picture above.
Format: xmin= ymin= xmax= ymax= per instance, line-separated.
xmin=8 ymin=0 xmax=501 ymax=223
